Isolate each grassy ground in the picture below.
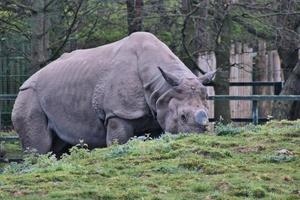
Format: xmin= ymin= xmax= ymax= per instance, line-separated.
xmin=0 ymin=120 xmax=299 ymax=199
xmin=0 ymin=132 xmax=22 ymax=169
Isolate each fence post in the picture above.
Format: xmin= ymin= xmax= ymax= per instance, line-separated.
xmin=274 ymin=82 xmax=284 ymax=95
xmin=252 ymin=100 xmax=258 ymax=125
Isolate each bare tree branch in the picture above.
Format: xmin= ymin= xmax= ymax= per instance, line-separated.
xmin=47 ymin=0 xmax=84 ymax=62
xmin=44 ymin=0 xmax=57 ymax=11
xmin=0 ymin=18 xmax=30 ymax=39
xmin=181 ymin=3 xmax=205 ymax=74
xmin=232 ymin=16 xmax=275 ymax=40
xmin=0 ymin=0 xmax=36 ymax=13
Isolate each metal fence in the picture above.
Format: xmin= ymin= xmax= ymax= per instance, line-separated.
xmin=1 ymin=86 xmax=300 ymax=128
xmin=1 ymin=84 xmax=300 ymax=163
xmin=0 ymin=39 xmax=30 ymax=128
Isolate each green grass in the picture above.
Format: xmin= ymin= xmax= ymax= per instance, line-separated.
xmin=0 ymin=120 xmax=299 ymax=199
xmin=0 ymin=131 xmax=22 ymax=170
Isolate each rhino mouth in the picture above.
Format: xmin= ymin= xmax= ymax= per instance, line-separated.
xmin=198 ymin=125 xmax=208 ymax=133
xmin=176 ymin=125 xmax=208 ymax=134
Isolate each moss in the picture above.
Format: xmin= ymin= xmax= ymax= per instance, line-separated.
xmin=252 ymin=187 xmax=266 ymax=198
xmin=192 ymin=183 xmax=211 ymax=193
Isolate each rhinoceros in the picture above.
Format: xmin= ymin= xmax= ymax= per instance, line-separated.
xmin=12 ymin=32 xmax=215 ymax=155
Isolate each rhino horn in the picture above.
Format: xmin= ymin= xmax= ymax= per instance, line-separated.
xmin=198 ymin=70 xmax=216 ymax=85
xmin=158 ymin=66 xmax=181 ymax=87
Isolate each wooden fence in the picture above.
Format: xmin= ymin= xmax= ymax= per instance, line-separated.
xmin=198 ymin=43 xmax=284 ymax=120
xmin=206 ymin=81 xmax=286 ymax=124
xmin=208 ymin=95 xmax=300 ymax=124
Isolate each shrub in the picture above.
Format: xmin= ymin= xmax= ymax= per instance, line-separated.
xmin=215 ymin=123 xmax=242 ymax=136
xmin=215 ymin=122 xmax=261 ymax=136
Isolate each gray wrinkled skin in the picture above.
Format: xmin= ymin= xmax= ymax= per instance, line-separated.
xmin=12 ymin=32 xmax=214 ymax=154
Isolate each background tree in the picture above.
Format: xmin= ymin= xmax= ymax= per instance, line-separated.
xmin=127 ymin=0 xmax=144 ymax=34
xmin=180 ymin=0 xmax=300 ymax=121
xmin=0 ymin=0 xmax=299 ymax=127
xmin=272 ymin=0 xmax=300 ymax=119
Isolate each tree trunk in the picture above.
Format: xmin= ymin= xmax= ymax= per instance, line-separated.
xmin=276 ymin=0 xmax=300 ymax=80
xmin=30 ymin=0 xmax=50 ymax=75
xmin=278 ymin=48 xmax=299 ymax=80
xmin=194 ymin=0 xmax=210 ymax=53
xmin=214 ymin=15 xmax=231 ymax=123
xmin=273 ymin=0 xmax=300 ymax=119
xmin=214 ymin=68 xmax=231 ymax=123
xmin=272 ymin=60 xmax=300 ymax=119
xmin=126 ymin=0 xmax=144 ymax=35
xmin=253 ymin=40 xmax=269 ymax=117
xmin=181 ymin=0 xmax=191 ymax=12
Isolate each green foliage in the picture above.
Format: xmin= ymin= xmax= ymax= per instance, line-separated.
xmin=264 ymin=155 xmax=296 ymax=163
xmin=252 ymin=187 xmax=266 ymax=198
xmin=215 ymin=122 xmax=261 ymax=135
xmin=215 ymin=122 xmax=243 ymax=135
xmin=4 ymin=151 xmax=55 ymax=174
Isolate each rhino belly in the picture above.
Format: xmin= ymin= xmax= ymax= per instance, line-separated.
xmin=40 ymin=93 xmax=106 ymax=148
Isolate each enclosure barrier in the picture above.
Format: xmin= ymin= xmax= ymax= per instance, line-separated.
xmin=2 ymin=94 xmax=299 ymax=133
xmin=208 ymin=95 xmax=300 ymax=125
xmin=1 ymin=82 xmax=300 ymax=163
xmin=0 ymin=94 xmax=17 ymax=130
xmin=206 ymin=81 xmax=286 ymax=124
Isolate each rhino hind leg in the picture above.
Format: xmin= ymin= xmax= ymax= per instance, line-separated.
xmin=50 ymin=134 xmax=72 ymax=157
xmin=106 ymin=118 xmax=134 ymax=146
xmin=12 ymin=89 xmax=52 ymax=154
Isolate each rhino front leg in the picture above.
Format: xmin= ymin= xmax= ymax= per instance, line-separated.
xmin=106 ymin=118 xmax=134 ymax=146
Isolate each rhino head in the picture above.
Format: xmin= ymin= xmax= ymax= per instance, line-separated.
xmin=156 ymin=67 xmax=215 ymax=134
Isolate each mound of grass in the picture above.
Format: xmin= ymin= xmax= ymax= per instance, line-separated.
xmin=0 ymin=132 xmax=22 ymax=170
xmin=0 ymin=120 xmax=299 ymax=199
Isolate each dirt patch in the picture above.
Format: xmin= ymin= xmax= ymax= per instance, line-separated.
xmin=235 ymin=145 xmax=265 ymax=153
xmin=215 ymin=181 xmax=231 ymax=192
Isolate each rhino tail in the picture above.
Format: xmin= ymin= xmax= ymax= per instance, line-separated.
xmin=19 ymin=72 xmax=40 ymax=91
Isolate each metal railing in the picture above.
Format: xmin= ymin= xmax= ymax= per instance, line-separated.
xmin=0 ymin=81 xmax=300 ymax=163
xmin=208 ymin=95 xmax=300 ymax=124
xmin=207 ymin=81 xmax=288 ymax=124
xmin=0 ymin=81 xmax=299 ymax=138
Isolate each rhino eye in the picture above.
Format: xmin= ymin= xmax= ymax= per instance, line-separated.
xmin=181 ymin=114 xmax=187 ymax=123
xmin=201 ymin=92 xmax=209 ymax=100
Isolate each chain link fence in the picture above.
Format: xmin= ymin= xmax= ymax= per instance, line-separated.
xmin=0 ymin=38 xmax=30 ymax=129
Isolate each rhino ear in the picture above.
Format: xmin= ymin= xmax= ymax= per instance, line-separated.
xmin=199 ymin=70 xmax=216 ymax=85
xmin=158 ymin=66 xmax=181 ymax=87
